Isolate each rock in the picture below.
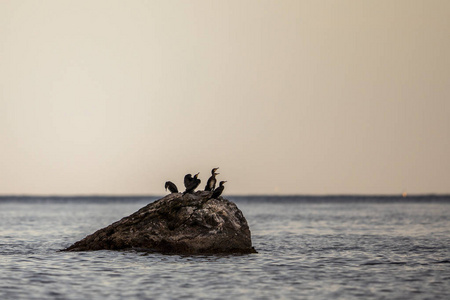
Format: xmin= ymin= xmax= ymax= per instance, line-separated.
xmin=63 ymin=191 xmax=257 ymax=254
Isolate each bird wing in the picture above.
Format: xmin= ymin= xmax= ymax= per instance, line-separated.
xmin=184 ymin=175 xmax=192 ymax=188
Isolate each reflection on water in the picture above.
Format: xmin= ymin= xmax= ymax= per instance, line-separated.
xmin=1 ymin=197 xmax=450 ymax=299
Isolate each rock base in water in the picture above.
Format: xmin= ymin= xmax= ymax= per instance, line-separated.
xmin=63 ymin=191 xmax=257 ymax=254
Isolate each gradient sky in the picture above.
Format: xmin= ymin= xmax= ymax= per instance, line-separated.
xmin=1 ymin=1 xmax=449 ymax=195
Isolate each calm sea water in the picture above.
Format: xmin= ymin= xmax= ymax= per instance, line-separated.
xmin=1 ymin=195 xmax=449 ymax=299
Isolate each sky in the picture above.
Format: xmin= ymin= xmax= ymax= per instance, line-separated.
xmin=1 ymin=1 xmax=449 ymax=195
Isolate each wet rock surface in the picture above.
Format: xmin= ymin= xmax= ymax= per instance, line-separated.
xmin=63 ymin=191 xmax=257 ymax=254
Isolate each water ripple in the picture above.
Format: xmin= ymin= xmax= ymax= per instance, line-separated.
xmin=1 ymin=200 xmax=450 ymax=299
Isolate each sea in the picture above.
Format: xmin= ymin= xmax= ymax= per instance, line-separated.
xmin=1 ymin=195 xmax=449 ymax=300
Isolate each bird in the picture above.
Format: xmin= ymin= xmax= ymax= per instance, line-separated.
xmin=164 ymin=181 xmax=178 ymax=193
xmin=205 ymin=167 xmax=219 ymax=191
xmin=211 ymin=181 xmax=227 ymax=199
xmin=184 ymin=172 xmax=201 ymax=194
xmin=184 ymin=174 xmax=193 ymax=189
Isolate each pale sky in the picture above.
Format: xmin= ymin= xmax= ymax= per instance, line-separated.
xmin=1 ymin=1 xmax=449 ymax=195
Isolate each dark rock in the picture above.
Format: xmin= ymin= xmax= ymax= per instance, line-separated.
xmin=63 ymin=191 xmax=257 ymax=254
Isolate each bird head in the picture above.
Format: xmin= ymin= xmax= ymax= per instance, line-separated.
xmin=212 ymin=167 xmax=219 ymax=175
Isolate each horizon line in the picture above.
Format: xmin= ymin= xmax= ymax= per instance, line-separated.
xmin=1 ymin=193 xmax=449 ymax=198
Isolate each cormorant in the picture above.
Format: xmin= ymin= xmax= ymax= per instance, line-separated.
xmin=211 ymin=181 xmax=227 ymax=199
xmin=184 ymin=174 xmax=193 ymax=189
xmin=184 ymin=172 xmax=201 ymax=194
xmin=205 ymin=167 xmax=219 ymax=191
xmin=165 ymin=181 xmax=178 ymax=193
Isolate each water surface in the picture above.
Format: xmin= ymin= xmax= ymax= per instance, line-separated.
xmin=1 ymin=196 xmax=449 ymax=299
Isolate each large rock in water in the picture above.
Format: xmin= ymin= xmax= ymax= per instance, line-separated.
xmin=63 ymin=191 xmax=257 ymax=254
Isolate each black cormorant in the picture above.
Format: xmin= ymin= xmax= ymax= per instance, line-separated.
xmin=184 ymin=172 xmax=201 ymax=194
xmin=211 ymin=181 xmax=226 ymax=199
xmin=184 ymin=174 xmax=193 ymax=189
xmin=165 ymin=181 xmax=178 ymax=193
xmin=205 ymin=167 xmax=219 ymax=191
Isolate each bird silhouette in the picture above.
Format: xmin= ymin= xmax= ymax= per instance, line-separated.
xmin=205 ymin=167 xmax=219 ymax=191
xmin=164 ymin=181 xmax=178 ymax=193
xmin=211 ymin=181 xmax=227 ymax=199
xmin=184 ymin=172 xmax=201 ymax=194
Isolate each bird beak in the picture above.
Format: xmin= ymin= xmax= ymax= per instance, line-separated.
xmin=216 ymin=173 xmax=220 ymax=175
